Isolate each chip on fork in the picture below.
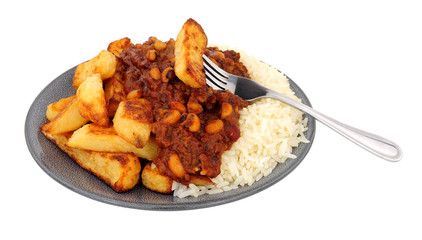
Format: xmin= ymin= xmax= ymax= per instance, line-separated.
xmin=203 ymin=55 xmax=402 ymax=162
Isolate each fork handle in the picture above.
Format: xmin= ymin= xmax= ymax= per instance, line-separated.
xmin=265 ymin=89 xmax=402 ymax=162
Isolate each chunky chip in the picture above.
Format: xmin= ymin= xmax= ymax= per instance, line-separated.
xmin=41 ymin=98 xmax=89 ymax=135
xmin=73 ymin=50 xmax=117 ymax=89
xmin=41 ymin=131 xmax=141 ymax=192
xmin=113 ymin=99 xmax=153 ymax=148
xmin=174 ymin=18 xmax=208 ymax=88
xmin=46 ymin=95 xmax=76 ymax=121
xmin=104 ymin=73 xmax=126 ymax=117
xmin=77 ymin=73 xmax=110 ymax=127
xmin=66 ymin=123 xmax=158 ymax=160
xmin=189 ymin=175 xmax=214 ymax=186
xmin=141 ymin=162 xmax=173 ymax=194
xmin=107 ymin=37 xmax=132 ymax=57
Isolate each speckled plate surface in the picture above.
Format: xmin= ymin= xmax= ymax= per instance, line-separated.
xmin=25 ymin=65 xmax=315 ymax=211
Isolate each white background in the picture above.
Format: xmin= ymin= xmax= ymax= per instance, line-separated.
xmin=2 ymin=0 xmax=421 ymax=239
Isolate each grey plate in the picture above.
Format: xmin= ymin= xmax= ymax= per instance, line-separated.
xmin=25 ymin=65 xmax=316 ymax=211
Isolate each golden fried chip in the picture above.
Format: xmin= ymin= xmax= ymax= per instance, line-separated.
xmin=113 ymin=99 xmax=153 ymax=148
xmin=73 ymin=50 xmax=117 ymax=89
xmin=104 ymin=73 xmax=126 ymax=117
xmin=141 ymin=162 xmax=173 ymax=194
xmin=41 ymin=130 xmax=141 ymax=192
xmin=189 ymin=174 xmax=213 ymax=186
xmin=76 ymin=73 xmax=110 ymax=127
xmin=46 ymin=95 xmax=76 ymax=121
xmin=174 ymin=18 xmax=208 ymax=88
xmin=107 ymin=37 xmax=132 ymax=57
xmin=66 ymin=123 xmax=158 ymax=160
xmin=41 ymin=98 xmax=89 ymax=135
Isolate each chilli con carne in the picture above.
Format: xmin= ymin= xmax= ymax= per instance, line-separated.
xmin=120 ymin=37 xmax=249 ymax=185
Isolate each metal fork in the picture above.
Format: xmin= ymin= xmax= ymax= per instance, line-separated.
xmin=203 ymin=55 xmax=402 ymax=162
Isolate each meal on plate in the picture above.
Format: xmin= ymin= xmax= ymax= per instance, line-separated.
xmin=40 ymin=18 xmax=309 ymax=197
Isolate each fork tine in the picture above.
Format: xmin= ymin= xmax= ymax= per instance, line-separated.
xmin=203 ymin=55 xmax=229 ymax=80
xmin=205 ymin=70 xmax=226 ymax=90
xmin=205 ymin=75 xmax=225 ymax=90
xmin=203 ymin=64 xmax=227 ymax=87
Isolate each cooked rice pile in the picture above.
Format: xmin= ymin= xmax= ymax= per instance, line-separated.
xmin=172 ymin=48 xmax=309 ymax=198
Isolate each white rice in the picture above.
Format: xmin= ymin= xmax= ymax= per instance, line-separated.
xmin=172 ymin=48 xmax=309 ymax=198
